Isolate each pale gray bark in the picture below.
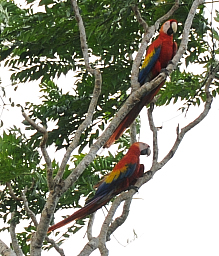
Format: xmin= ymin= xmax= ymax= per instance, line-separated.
xmin=0 ymin=240 xmax=16 ymax=256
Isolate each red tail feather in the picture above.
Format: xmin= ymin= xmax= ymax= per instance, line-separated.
xmin=48 ymin=197 xmax=108 ymax=233
xmin=104 ymin=84 xmax=164 ymax=148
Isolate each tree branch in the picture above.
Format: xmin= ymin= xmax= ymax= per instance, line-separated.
xmin=27 ymin=1 xmax=102 ymax=254
xmin=22 ymin=111 xmax=54 ymax=191
xmin=9 ymin=213 xmax=23 ymax=256
xmin=55 ymin=68 xmax=102 ymax=187
xmin=0 ymin=239 xmax=16 ymax=256
xmin=136 ymin=65 xmax=215 ymax=191
xmin=155 ymin=0 xmax=180 ymax=27
xmin=130 ymin=121 xmax=137 ymax=144
xmin=87 ymin=213 xmax=95 ymax=241
xmin=148 ymin=103 xmax=159 ymax=164
xmin=53 ymin=0 xmax=102 ymax=186
xmin=98 ymin=191 xmax=135 ymax=244
xmin=158 ymin=69 xmax=214 ymax=170
xmin=26 ymin=0 xmax=209 ymax=255
xmin=6 ymin=182 xmax=22 ymax=201
xmin=6 ymin=181 xmax=64 ymax=256
xmin=131 ymin=5 xmax=148 ymax=32
xmin=106 ymin=197 xmax=132 ymax=241
xmin=45 ymin=237 xmax=66 ymax=256
xmin=71 ymin=0 xmax=95 ymax=75
xmin=20 ymin=189 xmax=39 ymax=227
xmin=78 ymin=237 xmax=99 ymax=256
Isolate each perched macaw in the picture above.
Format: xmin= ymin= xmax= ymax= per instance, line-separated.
xmin=104 ymin=19 xmax=178 ymax=148
xmin=48 ymin=142 xmax=150 ymax=233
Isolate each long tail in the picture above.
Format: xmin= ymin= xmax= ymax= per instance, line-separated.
xmin=48 ymin=197 xmax=109 ymax=233
xmin=104 ymin=83 xmax=164 ymax=148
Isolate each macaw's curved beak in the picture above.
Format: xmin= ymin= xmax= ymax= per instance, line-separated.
xmin=141 ymin=146 xmax=151 ymax=156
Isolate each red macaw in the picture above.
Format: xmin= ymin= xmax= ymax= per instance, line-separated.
xmin=104 ymin=19 xmax=178 ymax=148
xmin=48 ymin=142 xmax=150 ymax=233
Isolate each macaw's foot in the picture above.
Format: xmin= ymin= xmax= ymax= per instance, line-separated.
xmin=128 ymin=185 xmax=139 ymax=192
xmin=167 ymin=60 xmax=174 ymax=66
xmin=160 ymin=67 xmax=169 ymax=76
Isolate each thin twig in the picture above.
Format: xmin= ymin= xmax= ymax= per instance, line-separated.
xmin=132 ymin=5 xmax=148 ymax=32
xmin=155 ymin=0 xmax=180 ymax=28
xmin=106 ymin=198 xmax=132 ymax=241
xmin=87 ymin=213 xmax=95 ymax=241
xmin=148 ymin=103 xmax=159 ymax=164
xmin=54 ymin=69 xmax=102 ymax=187
xmin=158 ymin=69 xmax=214 ymax=170
xmin=71 ymin=0 xmax=95 ymax=75
xmin=9 ymin=213 xmax=23 ymax=256
xmin=22 ymin=111 xmax=54 ymax=190
xmin=21 ymin=190 xmax=39 ymax=227
xmin=6 ymin=182 xmax=22 ymax=201
xmin=45 ymin=237 xmax=66 ymax=256
xmin=6 ymin=184 xmax=62 ymax=256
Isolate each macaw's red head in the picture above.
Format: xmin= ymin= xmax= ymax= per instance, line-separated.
xmin=134 ymin=142 xmax=151 ymax=156
xmin=160 ymin=19 xmax=177 ymax=35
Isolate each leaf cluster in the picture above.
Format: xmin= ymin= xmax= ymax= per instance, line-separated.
xmin=0 ymin=0 xmax=214 ymax=151
xmin=0 ymin=123 xmax=126 ymax=238
xmin=0 ymin=127 xmax=40 ymax=182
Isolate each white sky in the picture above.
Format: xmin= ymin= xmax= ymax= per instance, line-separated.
xmin=0 ymin=1 xmax=219 ymax=256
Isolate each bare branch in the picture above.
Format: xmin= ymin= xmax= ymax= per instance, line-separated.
xmin=130 ymin=121 xmax=137 ymax=144
xmin=71 ymin=0 xmax=94 ymax=75
xmin=106 ymin=197 xmax=132 ymax=241
xmin=148 ymin=103 xmax=159 ymax=164
xmin=21 ymin=190 xmax=39 ymax=228
xmin=136 ymin=66 xmax=215 ymax=191
xmin=78 ymin=237 xmax=99 ymax=256
xmin=5 ymin=183 xmax=64 ymax=256
xmin=0 ymin=240 xmax=16 ymax=256
xmin=45 ymin=237 xmax=65 ymax=256
xmin=158 ymin=69 xmax=214 ymax=170
xmin=6 ymin=182 xmax=22 ymax=201
xmin=50 ymin=1 xmax=103 ymax=186
xmin=9 ymin=213 xmax=23 ymax=256
xmin=155 ymin=0 xmax=180 ymax=27
xmin=29 ymin=1 xmax=102 ymax=253
xmin=87 ymin=213 xmax=95 ymax=241
xmin=55 ymin=69 xmax=102 ymax=186
xmin=22 ymin=111 xmax=54 ymax=190
xmin=99 ymin=191 xmax=135 ymax=243
xmin=132 ymin=5 xmax=148 ymax=32
xmin=167 ymin=0 xmax=205 ymax=73
xmin=98 ymin=243 xmax=108 ymax=256
xmin=6 ymin=185 xmax=62 ymax=256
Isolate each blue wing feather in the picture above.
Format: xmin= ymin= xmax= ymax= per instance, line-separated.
xmin=92 ymin=163 xmax=137 ymax=199
xmin=138 ymin=45 xmax=161 ymax=85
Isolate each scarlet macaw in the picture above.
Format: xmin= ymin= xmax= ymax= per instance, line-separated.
xmin=48 ymin=142 xmax=150 ymax=233
xmin=104 ymin=19 xmax=178 ymax=148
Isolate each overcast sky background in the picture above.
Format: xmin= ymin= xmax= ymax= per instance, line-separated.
xmin=0 ymin=1 xmax=219 ymax=255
